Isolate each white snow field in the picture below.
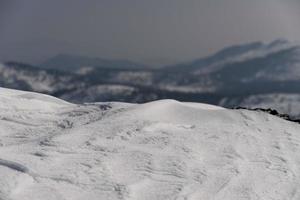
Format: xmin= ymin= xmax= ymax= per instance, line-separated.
xmin=0 ymin=87 xmax=300 ymax=200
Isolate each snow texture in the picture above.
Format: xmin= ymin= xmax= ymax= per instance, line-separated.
xmin=0 ymin=87 xmax=300 ymax=200
xmin=239 ymin=93 xmax=300 ymax=119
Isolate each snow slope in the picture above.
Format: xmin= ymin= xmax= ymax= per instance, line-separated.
xmin=239 ymin=93 xmax=300 ymax=119
xmin=0 ymin=87 xmax=300 ymax=200
xmin=220 ymin=93 xmax=300 ymax=119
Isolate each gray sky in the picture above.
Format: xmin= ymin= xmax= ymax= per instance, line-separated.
xmin=0 ymin=0 xmax=300 ymax=65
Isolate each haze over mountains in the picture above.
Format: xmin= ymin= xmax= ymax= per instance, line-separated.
xmin=1 ymin=39 xmax=300 ymax=118
xmin=41 ymin=54 xmax=147 ymax=71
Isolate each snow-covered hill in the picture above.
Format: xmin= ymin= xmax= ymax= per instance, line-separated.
xmin=0 ymin=88 xmax=300 ymax=200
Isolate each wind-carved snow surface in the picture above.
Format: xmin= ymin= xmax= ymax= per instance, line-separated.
xmin=0 ymin=87 xmax=300 ymax=200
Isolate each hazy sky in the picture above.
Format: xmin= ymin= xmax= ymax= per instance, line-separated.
xmin=0 ymin=0 xmax=300 ymax=65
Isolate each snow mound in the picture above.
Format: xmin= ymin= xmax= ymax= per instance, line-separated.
xmin=0 ymin=87 xmax=72 ymax=111
xmin=0 ymin=88 xmax=299 ymax=200
xmin=133 ymin=99 xmax=226 ymax=123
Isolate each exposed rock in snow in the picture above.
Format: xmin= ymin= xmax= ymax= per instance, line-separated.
xmin=221 ymin=93 xmax=300 ymax=119
xmin=0 ymin=87 xmax=300 ymax=200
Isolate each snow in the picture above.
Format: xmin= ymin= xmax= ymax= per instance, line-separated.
xmin=0 ymin=87 xmax=71 ymax=111
xmin=0 ymin=87 xmax=300 ymax=200
xmin=0 ymin=63 xmax=75 ymax=93
xmin=238 ymin=93 xmax=300 ymax=119
xmin=194 ymin=40 xmax=295 ymax=75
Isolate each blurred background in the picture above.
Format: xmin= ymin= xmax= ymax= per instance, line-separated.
xmin=1 ymin=0 xmax=300 ymax=118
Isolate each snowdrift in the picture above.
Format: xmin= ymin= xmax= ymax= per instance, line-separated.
xmin=0 ymin=87 xmax=299 ymax=200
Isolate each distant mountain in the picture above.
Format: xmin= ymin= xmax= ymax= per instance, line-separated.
xmin=41 ymin=54 xmax=147 ymax=71
xmin=1 ymin=39 xmax=300 ymax=118
xmin=0 ymin=62 xmax=161 ymax=103
xmin=166 ymin=41 xmax=265 ymax=72
xmin=158 ymin=39 xmax=300 ymax=94
xmin=0 ymin=62 xmax=80 ymax=93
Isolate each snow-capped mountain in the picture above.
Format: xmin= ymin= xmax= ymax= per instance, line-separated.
xmin=168 ymin=39 xmax=293 ymax=76
xmin=0 ymin=62 xmax=158 ymax=103
xmin=163 ymin=39 xmax=300 ymax=89
xmin=0 ymin=87 xmax=299 ymax=200
xmin=1 ymin=39 xmax=300 ymax=118
xmin=0 ymin=62 xmax=82 ymax=94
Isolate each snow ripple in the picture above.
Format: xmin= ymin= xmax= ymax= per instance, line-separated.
xmin=0 ymin=88 xmax=300 ymax=200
